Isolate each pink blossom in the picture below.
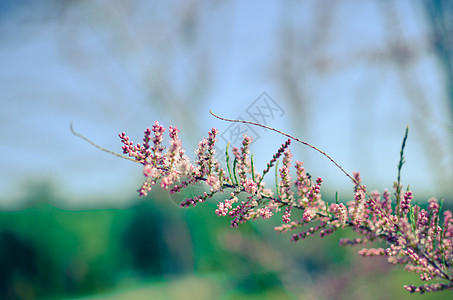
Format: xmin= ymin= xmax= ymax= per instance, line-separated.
xmin=116 ymin=120 xmax=453 ymax=294
xmin=257 ymin=207 xmax=273 ymax=219
xmin=303 ymin=209 xmax=316 ymax=222
xmin=206 ymin=175 xmax=221 ymax=191
xmin=282 ymin=206 xmax=292 ymax=223
xmin=143 ymin=164 xmax=158 ymax=178
xmin=243 ymin=178 xmax=258 ymax=194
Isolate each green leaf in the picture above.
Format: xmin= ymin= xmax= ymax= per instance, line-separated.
xmin=409 ymin=206 xmax=416 ymax=236
xmin=438 ymin=198 xmax=444 ymax=226
xmin=434 ymin=198 xmax=444 ymax=250
xmin=225 ymin=142 xmax=233 ymax=183
xmin=396 ymin=126 xmax=409 ymax=218
xmin=275 ymin=160 xmax=280 ymax=197
xmin=233 ymin=157 xmax=239 ymax=186
xmin=251 ymin=154 xmax=255 ymax=182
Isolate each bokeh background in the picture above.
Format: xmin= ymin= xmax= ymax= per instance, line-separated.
xmin=1 ymin=0 xmax=453 ymax=299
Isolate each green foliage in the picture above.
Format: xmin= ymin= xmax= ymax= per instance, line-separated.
xmin=2 ymin=183 xmax=452 ymax=299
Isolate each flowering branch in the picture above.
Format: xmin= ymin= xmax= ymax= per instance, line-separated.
xmin=72 ymin=116 xmax=453 ymax=294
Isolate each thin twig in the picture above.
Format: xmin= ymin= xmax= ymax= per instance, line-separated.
xmin=70 ymin=122 xmax=139 ymax=163
xmin=210 ymin=110 xmax=359 ymax=185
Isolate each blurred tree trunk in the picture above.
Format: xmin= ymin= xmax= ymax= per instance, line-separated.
xmin=423 ymin=0 xmax=453 ymax=124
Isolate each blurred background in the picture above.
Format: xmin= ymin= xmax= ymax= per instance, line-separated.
xmin=1 ymin=0 xmax=453 ymax=299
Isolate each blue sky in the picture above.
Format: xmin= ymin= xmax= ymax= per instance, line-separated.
xmin=1 ymin=0 xmax=452 ymax=208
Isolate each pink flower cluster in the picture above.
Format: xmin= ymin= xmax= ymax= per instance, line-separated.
xmin=119 ymin=121 xmax=191 ymax=196
xmin=119 ymin=121 xmax=453 ymax=294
